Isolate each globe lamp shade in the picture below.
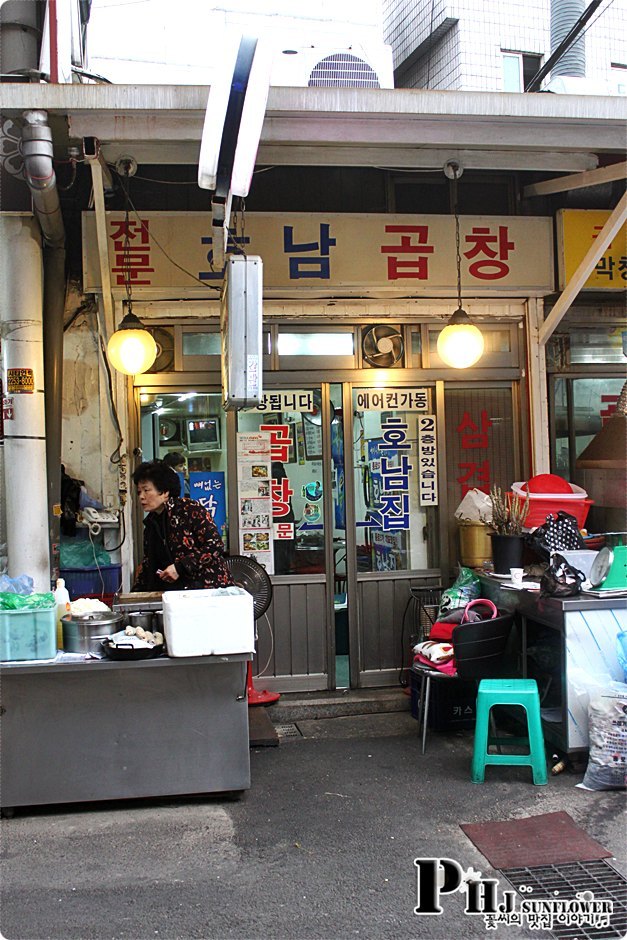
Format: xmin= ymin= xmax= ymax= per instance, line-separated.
xmin=436 ymin=308 xmax=484 ymax=369
xmin=107 ymin=313 xmax=157 ymax=375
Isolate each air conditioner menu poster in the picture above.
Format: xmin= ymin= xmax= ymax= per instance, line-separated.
xmin=237 ymin=432 xmax=274 ymax=574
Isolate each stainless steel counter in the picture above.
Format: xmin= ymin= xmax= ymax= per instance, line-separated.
xmin=0 ymin=653 xmax=252 ymax=810
xmin=478 ymin=574 xmax=626 ymax=755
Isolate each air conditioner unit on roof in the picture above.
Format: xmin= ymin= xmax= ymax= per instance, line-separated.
xmin=270 ymin=42 xmax=394 ymax=89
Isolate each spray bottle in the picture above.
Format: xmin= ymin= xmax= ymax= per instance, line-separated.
xmin=54 ymin=578 xmax=71 ymax=650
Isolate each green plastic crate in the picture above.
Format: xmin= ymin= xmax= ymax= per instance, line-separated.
xmin=0 ymin=607 xmax=56 ymax=661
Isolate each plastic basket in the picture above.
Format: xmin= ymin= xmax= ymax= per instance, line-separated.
xmin=0 ymin=607 xmax=56 ymax=661
xmin=59 ymin=565 xmax=122 ymax=599
xmin=509 ymin=494 xmax=593 ymax=529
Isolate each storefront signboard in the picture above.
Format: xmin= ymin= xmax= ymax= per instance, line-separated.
xmin=557 ymin=208 xmax=627 ymax=290
xmin=243 ymin=391 xmax=315 ymax=413
xmin=82 ymin=212 xmax=554 ymax=295
xmin=354 ymin=388 xmax=428 ymax=412
xmin=417 ymin=415 xmax=438 ymax=506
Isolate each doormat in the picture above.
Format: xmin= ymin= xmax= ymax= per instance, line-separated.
xmin=502 ymin=861 xmax=627 ymax=940
xmin=460 ymin=811 xmax=612 ymax=870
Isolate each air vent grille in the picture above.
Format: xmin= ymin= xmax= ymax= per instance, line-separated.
xmin=309 ymin=53 xmax=380 ymax=88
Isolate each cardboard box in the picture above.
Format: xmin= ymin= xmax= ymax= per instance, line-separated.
xmin=162 ymin=587 xmax=255 ymax=657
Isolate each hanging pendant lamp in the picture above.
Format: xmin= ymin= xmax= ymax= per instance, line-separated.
xmin=437 ymin=162 xmax=484 ymax=369
xmin=106 ymin=164 xmax=157 ymax=376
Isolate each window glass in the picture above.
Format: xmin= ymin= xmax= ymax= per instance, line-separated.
xmin=182 ymin=332 xmax=220 ymax=356
xmin=278 ymin=332 xmax=354 ymax=356
xmin=352 ymin=391 xmax=430 ymax=572
xmin=236 ymin=390 xmax=326 ymax=575
xmin=503 ymin=54 xmax=522 ymax=92
xmin=139 ymin=392 xmax=228 ymax=541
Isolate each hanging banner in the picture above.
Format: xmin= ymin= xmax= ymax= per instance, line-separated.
xmin=82 ymin=211 xmax=554 ymax=295
xmin=557 ymin=209 xmax=627 ymax=290
xmin=418 ymin=415 xmax=438 ymax=506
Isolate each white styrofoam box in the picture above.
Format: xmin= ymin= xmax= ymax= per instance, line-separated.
xmin=162 ymin=587 xmax=255 ymax=657
xmin=559 ymin=550 xmax=599 ymax=579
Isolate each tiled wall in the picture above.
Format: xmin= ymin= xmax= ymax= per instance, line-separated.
xmin=383 ymin=0 xmax=627 ymax=91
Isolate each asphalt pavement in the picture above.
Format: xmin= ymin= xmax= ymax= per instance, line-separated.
xmin=1 ymin=711 xmax=624 ymax=940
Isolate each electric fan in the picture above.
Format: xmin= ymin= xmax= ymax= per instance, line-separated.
xmin=224 ymin=554 xmax=280 ymax=706
xmin=361 ymin=324 xmax=404 ymax=368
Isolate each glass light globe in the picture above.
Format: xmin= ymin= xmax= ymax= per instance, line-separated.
xmin=107 ymin=315 xmax=157 ymax=375
xmin=436 ymin=309 xmax=484 ymax=369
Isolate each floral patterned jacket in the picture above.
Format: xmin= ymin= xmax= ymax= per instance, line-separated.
xmin=133 ymin=496 xmax=233 ymax=591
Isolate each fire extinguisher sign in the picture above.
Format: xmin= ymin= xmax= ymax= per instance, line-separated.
xmin=7 ymin=367 xmax=35 ymax=394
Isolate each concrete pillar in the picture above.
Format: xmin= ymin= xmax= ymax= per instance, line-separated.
xmin=0 ymin=213 xmax=50 ymax=590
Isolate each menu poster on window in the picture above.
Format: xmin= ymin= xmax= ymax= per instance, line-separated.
xmin=237 ymin=432 xmax=274 ymax=573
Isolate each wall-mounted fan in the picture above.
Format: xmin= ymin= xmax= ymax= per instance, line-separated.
xmin=147 ymin=327 xmax=175 ymax=372
xmin=361 ymin=324 xmax=404 ymax=368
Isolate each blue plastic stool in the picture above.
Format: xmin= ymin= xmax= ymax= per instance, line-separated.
xmin=471 ymin=679 xmax=548 ymax=785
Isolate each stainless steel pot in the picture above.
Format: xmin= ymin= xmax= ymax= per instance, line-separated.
xmin=127 ymin=611 xmax=155 ymax=631
xmin=62 ymin=611 xmax=124 ymax=654
xmin=154 ymin=611 xmax=164 ymax=631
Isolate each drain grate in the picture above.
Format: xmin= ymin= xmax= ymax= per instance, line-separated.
xmin=273 ymin=723 xmax=302 ymax=738
xmin=502 ymin=859 xmax=627 ymax=939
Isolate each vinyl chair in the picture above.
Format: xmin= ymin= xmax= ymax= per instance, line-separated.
xmin=412 ymin=613 xmax=514 ymax=755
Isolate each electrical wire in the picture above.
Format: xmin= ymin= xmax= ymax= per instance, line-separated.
xmin=255 ymin=610 xmax=275 ymax=678
xmin=98 ymin=333 xmax=124 ymax=465
xmin=425 ymin=0 xmax=438 ymax=90
xmin=123 ymin=189 xmax=222 ymax=293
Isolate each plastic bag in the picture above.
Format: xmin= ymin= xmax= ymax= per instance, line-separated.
xmin=540 ymin=553 xmax=586 ymax=598
xmin=0 ymin=591 xmax=55 ymax=610
xmin=579 ymin=682 xmax=627 ymax=791
xmin=0 ymin=573 xmax=34 ymax=595
xmin=437 ymin=566 xmax=480 ymax=617
xmin=454 ymin=488 xmax=493 ymax=524
xmin=526 ymin=511 xmax=585 ymax=561
xmin=60 ymin=540 xmax=111 ymax=568
xmin=617 ymin=632 xmax=627 ymax=684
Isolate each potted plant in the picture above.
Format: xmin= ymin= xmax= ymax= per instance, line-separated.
xmin=484 ymin=486 xmax=530 ymax=574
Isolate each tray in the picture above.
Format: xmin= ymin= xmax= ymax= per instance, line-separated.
xmin=100 ymin=640 xmax=165 ymax=661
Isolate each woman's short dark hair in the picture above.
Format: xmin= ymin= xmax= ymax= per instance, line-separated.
xmin=162 ymin=451 xmax=186 ymax=471
xmin=133 ymin=460 xmax=179 ymax=495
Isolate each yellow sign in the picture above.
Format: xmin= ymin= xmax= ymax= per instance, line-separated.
xmin=557 ymin=209 xmax=627 ymax=290
xmin=82 ymin=211 xmax=554 ymax=296
xmin=7 ymin=367 xmax=34 ymax=393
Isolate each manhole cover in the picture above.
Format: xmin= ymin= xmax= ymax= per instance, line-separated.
xmin=273 ymin=723 xmax=302 ymax=738
xmin=502 ymin=859 xmax=627 ymax=939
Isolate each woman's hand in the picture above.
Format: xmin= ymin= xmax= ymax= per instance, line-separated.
xmin=157 ymin=564 xmax=180 ymax=584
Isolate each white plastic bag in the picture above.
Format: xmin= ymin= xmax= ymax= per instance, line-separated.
xmin=578 ymin=681 xmax=627 ymax=791
xmin=454 ymin=488 xmax=493 ymax=524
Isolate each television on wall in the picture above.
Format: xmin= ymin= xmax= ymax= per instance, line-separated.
xmin=185 ymin=417 xmax=221 ymax=452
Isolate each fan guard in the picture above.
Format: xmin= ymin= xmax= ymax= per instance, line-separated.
xmin=361 ymin=324 xmax=404 ymax=368
xmin=147 ymin=327 xmax=175 ymax=372
xmin=224 ymin=555 xmax=273 ymax=620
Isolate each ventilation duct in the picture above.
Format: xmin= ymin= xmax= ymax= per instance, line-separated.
xmin=550 ymin=0 xmax=585 ymax=78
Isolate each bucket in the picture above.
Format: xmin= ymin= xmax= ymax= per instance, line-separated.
xmin=458 ymin=523 xmax=492 ymax=568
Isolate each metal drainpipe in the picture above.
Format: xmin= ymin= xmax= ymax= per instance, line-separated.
xmin=21 ymin=109 xmax=66 ymax=583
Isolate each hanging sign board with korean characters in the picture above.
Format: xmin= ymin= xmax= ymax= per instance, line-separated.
xmin=417 ymin=415 xmax=438 ymax=506
xmin=82 ymin=212 xmax=554 ymax=296
xmin=557 ymin=209 xmax=627 ymax=290
xmin=241 ymin=390 xmax=315 ymax=414
xmin=354 ymin=388 xmax=429 ymax=412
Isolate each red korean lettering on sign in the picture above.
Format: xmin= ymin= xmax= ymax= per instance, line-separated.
xmin=109 ymin=219 xmax=155 ymax=286
xmin=455 ymin=409 xmax=493 ymax=495
xmin=464 ymin=225 xmax=515 ymax=280
xmin=260 ymin=424 xmax=293 ymax=464
xmin=270 ymin=477 xmax=294 ymax=518
xmin=380 ymin=225 xmax=434 ymax=280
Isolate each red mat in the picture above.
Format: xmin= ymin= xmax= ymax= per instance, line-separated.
xmin=460 ymin=811 xmax=612 ymax=870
